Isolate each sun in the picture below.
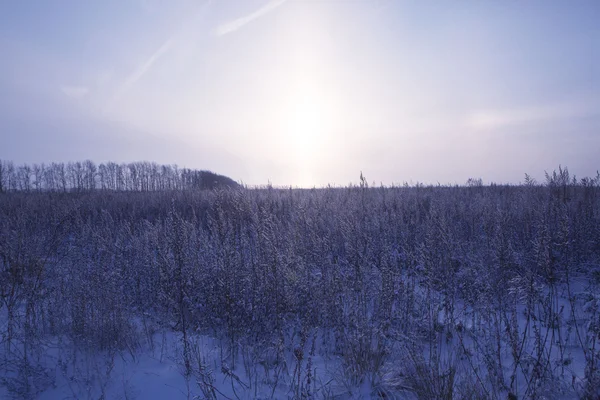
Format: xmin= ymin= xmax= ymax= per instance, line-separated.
xmin=282 ymin=82 xmax=334 ymax=187
xmin=288 ymin=91 xmax=322 ymax=158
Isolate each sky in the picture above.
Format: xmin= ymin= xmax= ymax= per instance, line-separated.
xmin=0 ymin=0 xmax=599 ymax=187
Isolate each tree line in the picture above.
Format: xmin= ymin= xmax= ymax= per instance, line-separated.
xmin=0 ymin=160 xmax=238 ymax=192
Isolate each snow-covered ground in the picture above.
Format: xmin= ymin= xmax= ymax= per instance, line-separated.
xmin=11 ymin=330 xmax=353 ymax=400
xmin=2 ymin=278 xmax=597 ymax=400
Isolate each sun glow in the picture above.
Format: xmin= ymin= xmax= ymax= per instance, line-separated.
xmin=287 ymin=90 xmax=323 ymax=158
xmin=282 ymin=82 xmax=335 ymax=187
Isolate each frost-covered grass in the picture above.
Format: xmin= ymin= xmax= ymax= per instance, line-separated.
xmin=1 ymin=166 xmax=599 ymax=398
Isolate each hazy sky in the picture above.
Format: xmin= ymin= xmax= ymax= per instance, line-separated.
xmin=0 ymin=0 xmax=599 ymax=187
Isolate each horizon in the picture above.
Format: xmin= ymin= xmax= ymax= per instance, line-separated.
xmin=1 ymin=0 xmax=599 ymax=187
xmin=0 ymin=158 xmax=595 ymax=190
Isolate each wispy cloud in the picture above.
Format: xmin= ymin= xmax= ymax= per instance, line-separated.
xmin=465 ymin=101 xmax=600 ymax=130
xmin=116 ymin=38 xmax=173 ymax=100
xmin=60 ymin=85 xmax=89 ymax=98
xmin=109 ymin=0 xmax=212 ymax=108
xmin=214 ymin=0 xmax=286 ymax=37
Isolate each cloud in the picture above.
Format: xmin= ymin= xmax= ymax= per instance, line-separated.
xmin=465 ymin=101 xmax=600 ymax=130
xmin=118 ymin=38 xmax=173 ymax=98
xmin=60 ymin=85 xmax=89 ymax=98
xmin=102 ymin=38 xmax=173 ymax=115
xmin=109 ymin=0 xmax=212 ymax=106
xmin=214 ymin=0 xmax=286 ymax=37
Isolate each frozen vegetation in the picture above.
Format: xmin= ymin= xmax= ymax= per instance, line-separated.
xmin=0 ymin=162 xmax=599 ymax=399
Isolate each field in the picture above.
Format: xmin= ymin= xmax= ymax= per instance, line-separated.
xmin=1 ymin=166 xmax=599 ymax=399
